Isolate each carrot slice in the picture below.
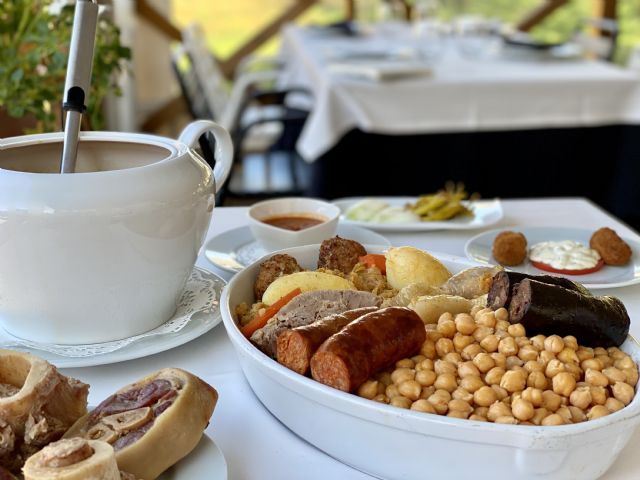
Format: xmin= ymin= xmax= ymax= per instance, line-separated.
xmin=240 ymin=288 xmax=302 ymax=338
xmin=359 ymin=254 xmax=386 ymax=274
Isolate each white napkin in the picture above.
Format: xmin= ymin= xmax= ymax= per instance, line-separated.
xmin=328 ymin=61 xmax=432 ymax=81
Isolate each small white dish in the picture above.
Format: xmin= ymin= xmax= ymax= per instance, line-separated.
xmin=248 ymin=197 xmax=341 ymax=252
xmin=204 ymin=224 xmax=391 ymax=274
xmin=465 ymin=226 xmax=640 ymax=289
xmin=160 ymin=434 xmax=227 ymax=479
xmin=0 ymin=267 xmax=226 ymax=368
xmin=333 ymin=197 xmax=503 ymax=232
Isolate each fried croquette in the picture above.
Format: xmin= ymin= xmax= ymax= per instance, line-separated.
xmin=492 ymin=231 xmax=528 ymax=266
xmin=590 ymin=227 xmax=632 ymax=266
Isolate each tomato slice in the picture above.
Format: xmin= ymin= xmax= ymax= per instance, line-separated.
xmin=530 ymin=259 xmax=605 ymax=276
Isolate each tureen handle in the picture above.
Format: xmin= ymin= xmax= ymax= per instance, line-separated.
xmin=178 ymin=120 xmax=234 ymax=194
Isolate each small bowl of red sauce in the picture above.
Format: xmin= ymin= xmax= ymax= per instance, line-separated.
xmin=248 ymin=197 xmax=340 ymax=251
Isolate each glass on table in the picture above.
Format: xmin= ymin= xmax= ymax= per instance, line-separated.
xmin=454 ymin=16 xmax=503 ymax=60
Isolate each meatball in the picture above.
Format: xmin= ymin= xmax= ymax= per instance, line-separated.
xmin=254 ymin=254 xmax=303 ymax=301
xmin=590 ymin=227 xmax=632 ymax=266
xmin=318 ymin=236 xmax=367 ymax=274
xmin=492 ymin=231 xmax=527 ymax=266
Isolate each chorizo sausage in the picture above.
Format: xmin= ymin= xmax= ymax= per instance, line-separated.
xmin=310 ymin=307 xmax=426 ymax=392
xmin=276 ymin=307 xmax=378 ymax=375
xmin=487 ymin=270 xmax=591 ymax=310
xmin=508 ymin=279 xmax=629 ymax=348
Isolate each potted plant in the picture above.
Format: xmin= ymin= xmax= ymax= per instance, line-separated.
xmin=0 ymin=0 xmax=130 ymax=136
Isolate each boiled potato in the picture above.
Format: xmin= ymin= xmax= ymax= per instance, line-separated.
xmin=385 ymin=246 xmax=452 ymax=290
xmin=262 ymin=271 xmax=356 ymax=305
xmin=409 ymin=294 xmax=472 ymax=324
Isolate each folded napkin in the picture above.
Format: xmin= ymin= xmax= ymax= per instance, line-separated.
xmin=328 ymin=61 xmax=432 ymax=81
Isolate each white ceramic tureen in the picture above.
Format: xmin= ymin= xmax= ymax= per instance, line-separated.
xmin=0 ymin=120 xmax=233 ymax=344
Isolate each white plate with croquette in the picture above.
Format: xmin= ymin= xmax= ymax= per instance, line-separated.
xmin=464 ymin=226 xmax=640 ymax=289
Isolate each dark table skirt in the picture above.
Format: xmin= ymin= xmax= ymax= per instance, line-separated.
xmin=301 ymin=125 xmax=640 ymax=231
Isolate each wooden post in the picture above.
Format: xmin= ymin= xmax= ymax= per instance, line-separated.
xmin=345 ymin=0 xmax=355 ymax=21
xmin=135 ymin=0 xmax=182 ymax=41
xmin=516 ymin=0 xmax=568 ymax=32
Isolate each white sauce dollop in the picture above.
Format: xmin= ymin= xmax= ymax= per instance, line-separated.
xmin=529 ymin=240 xmax=601 ymax=270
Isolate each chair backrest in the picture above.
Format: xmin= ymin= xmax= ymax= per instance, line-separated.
xmin=180 ymin=23 xmax=230 ymax=121
xmin=574 ymin=17 xmax=618 ymax=62
xmin=171 ymin=44 xmax=213 ymax=120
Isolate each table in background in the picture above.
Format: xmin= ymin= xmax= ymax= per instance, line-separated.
xmin=63 ymin=199 xmax=640 ymax=480
xmin=280 ymin=25 xmax=640 ymax=229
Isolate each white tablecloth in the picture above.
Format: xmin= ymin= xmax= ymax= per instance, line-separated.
xmin=63 ymin=198 xmax=640 ymax=479
xmin=280 ymin=25 xmax=640 ymax=161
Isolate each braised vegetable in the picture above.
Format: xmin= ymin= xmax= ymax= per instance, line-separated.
xmin=241 ymin=288 xmax=302 ymax=338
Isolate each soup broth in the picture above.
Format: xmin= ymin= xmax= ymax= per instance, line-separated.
xmin=262 ymin=214 xmax=326 ymax=231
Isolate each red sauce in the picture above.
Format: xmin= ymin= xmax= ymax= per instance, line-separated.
xmin=261 ymin=214 xmax=326 ymax=231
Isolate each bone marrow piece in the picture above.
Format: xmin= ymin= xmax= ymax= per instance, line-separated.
xmin=64 ymin=369 xmax=217 ymax=480
xmin=310 ymin=307 xmax=426 ymax=392
xmin=22 ymin=438 xmax=119 ymax=480
xmin=508 ymin=279 xmax=630 ymax=348
xmin=0 ymin=350 xmax=88 ymax=473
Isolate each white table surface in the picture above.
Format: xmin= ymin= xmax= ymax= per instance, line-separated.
xmin=62 ymin=198 xmax=640 ymax=480
xmin=280 ymin=25 xmax=640 ymax=161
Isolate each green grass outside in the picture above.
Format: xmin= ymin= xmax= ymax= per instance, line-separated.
xmin=172 ymin=0 xmax=640 ymax=64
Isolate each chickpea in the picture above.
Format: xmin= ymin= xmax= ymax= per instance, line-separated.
xmin=391 ymin=368 xmax=415 ymax=385
xmin=438 ymin=312 xmax=454 ymax=323
xmin=605 ymin=397 xmax=625 ymax=413
xmin=608 ymin=347 xmax=625 ymax=359
xmin=398 ymin=380 xmax=422 ymax=401
xmin=458 ymin=361 xmax=480 ymax=378
xmin=396 ymin=358 xmax=415 ymax=369
xmin=426 ymin=330 xmax=443 ymax=343
xmin=556 ymin=406 xmax=573 ymax=423
xmin=590 ymin=386 xmax=609 ymax=405
xmin=491 ymin=385 xmax=509 ymax=401
xmin=377 ymin=371 xmax=393 ymax=386
xmin=553 ymin=372 xmax=577 ymax=397
xmin=587 ymin=405 xmax=610 ymax=420
xmin=499 ymin=337 xmax=520 ymax=357
xmin=545 ymin=359 xmax=566 ymax=378
xmin=487 ymin=401 xmax=512 ymax=421
xmin=585 ymin=368 xmax=609 ymax=387
xmin=411 ymin=399 xmax=436 ymax=413
xmin=541 ymin=391 xmax=563 ymax=412
xmin=524 ymin=360 xmax=544 ymax=373
xmin=623 ymin=367 xmax=639 ymax=387
xmin=454 ymin=313 xmax=476 ymax=335
xmin=510 ymin=398 xmax=534 ymax=421
xmin=469 ymin=414 xmax=487 ymax=422
xmin=563 ymin=335 xmax=579 ymax=350
xmin=447 ymin=410 xmax=470 ymax=419
xmin=531 ymin=407 xmax=550 ymax=425
xmin=491 ymin=353 xmax=507 ymax=369
xmin=415 ymin=369 xmax=437 ymax=387
xmin=377 ymin=382 xmax=387 ymax=395
xmin=412 ymin=354 xmax=427 ymax=364
xmin=473 ymin=386 xmax=498 ymax=407
xmin=436 ymin=338 xmax=455 ymax=357
xmin=530 ymin=335 xmax=546 ymax=351
xmin=568 ymin=406 xmax=587 ymax=423
xmin=443 ymin=352 xmax=463 ymax=365
xmin=542 ymin=414 xmax=565 ymax=426
xmin=358 ymin=380 xmax=379 ymax=400
xmin=495 ymin=320 xmax=511 ymax=332
xmin=500 ymin=370 xmax=527 ymax=393
xmin=544 ymin=335 xmax=565 ymax=353
xmin=569 ymin=386 xmax=592 ymax=410
xmin=372 ymin=394 xmax=389 ymax=404
xmin=460 ymin=375 xmax=485 ymax=393
xmin=581 ymin=358 xmax=603 ymax=371
xmin=427 ymin=392 xmax=450 ymax=414
xmin=469 ymin=305 xmax=484 ymax=317
xmin=594 ymin=347 xmax=608 ymax=356
xmin=474 ymin=406 xmax=489 ymax=417
xmin=453 ymin=334 xmax=475 ymax=352
xmin=516 ymin=336 xmax=531 ymax=348
xmin=576 ymin=347 xmax=595 ymax=362
xmin=564 ymin=362 xmax=583 ymax=382
xmin=612 ymin=382 xmax=635 ymax=406
xmin=557 ymin=348 xmax=579 ymax=364
xmin=420 ymin=386 xmax=436 ymax=399
xmin=437 ymin=319 xmax=456 ymax=339
xmin=495 ymin=307 xmax=509 ymax=323
xmin=596 ymin=355 xmax=613 ymax=369
xmin=419 ymin=359 xmax=434 ymax=371
xmin=477 ymin=312 xmax=497 ymax=328
xmin=421 ymin=340 xmax=436 ymax=359
xmin=390 ymin=396 xmax=412 ymax=409
xmin=449 ymin=399 xmax=473 ymax=414
xmin=434 ymin=360 xmax=457 ymax=375
xmin=473 ymin=352 xmax=495 ymax=373
xmin=518 ymin=346 xmax=539 ymax=362
xmin=508 ymin=323 xmax=526 ymax=338
xmin=480 ymin=335 xmax=499 ymax=353
xmin=538 ymin=352 xmax=555 ymax=368
xmin=434 ymin=373 xmax=457 ymax=393
xmin=473 ymin=326 xmax=494 ymax=342
xmin=527 ymin=371 xmax=548 ymax=390
xmin=615 ymin=355 xmax=636 ymax=370
xmin=452 ymin=387 xmax=473 ymax=403
xmin=462 ymin=344 xmax=483 ymax=361
xmin=521 ymin=387 xmax=543 ymax=407
xmin=602 ymin=367 xmax=626 ymax=385
xmin=386 ymin=384 xmax=400 ymax=399
xmin=495 ymin=416 xmax=518 ymax=425
xmin=505 ymin=356 xmax=525 ymax=370
xmin=485 ymin=367 xmax=506 ymax=386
